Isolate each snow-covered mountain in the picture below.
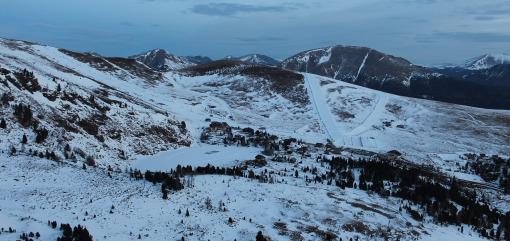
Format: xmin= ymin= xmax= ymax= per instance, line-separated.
xmin=464 ymin=53 xmax=510 ymax=70
xmin=1 ymin=38 xmax=510 ymax=241
xmin=435 ymin=63 xmax=510 ymax=87
xmin=281 ymin=45 xmax=433 ymax=89
xmin=184 ymin=55 xmax=212 ymax=65
xmin=238 ymin=54 xmax=280 ymax=66
xmin=223 ymin=54 xmax=280 ymax=66
xmin=130 ymin=49 xmax=195 ymax=71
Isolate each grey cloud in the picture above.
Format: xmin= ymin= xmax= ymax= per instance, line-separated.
xmin=465 ymin=4 xmax=510 ymax=21
xmin=120 ymin=21 xmax=135 ymax=27
xmin=474 ymin=15 xmax=496 ymax=21
xmin=483 ymin=7 xmax=510 ymax=15
xmin=191 ymin=3 xmax=291 ymax=16
xmin=418 ymin=32 xmax=510 ymax=43
xmin=236 ymin=36 xmax=286 ymax=42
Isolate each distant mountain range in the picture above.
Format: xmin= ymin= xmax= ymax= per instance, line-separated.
xmin=128 ymin=46 xmax=510 ymax=109
xmin=434 ymin=63 xmax=510 ymax=87
xmin=131 ymin=50 xmax=280 ymax=71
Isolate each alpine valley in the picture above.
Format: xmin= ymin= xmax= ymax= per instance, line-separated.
xmin=0 ymin=38 xmax=509 ymax=241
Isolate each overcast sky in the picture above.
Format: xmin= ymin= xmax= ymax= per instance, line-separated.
xmin=1 ymin=0 xmax=509 ymax=65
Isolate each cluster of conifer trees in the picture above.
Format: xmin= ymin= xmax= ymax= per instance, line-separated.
xmin=465 ymin=155 xmax=510 ymax=193
xmin=46 ymin=221 xmax=92 ymax=241
xmin=325 ymin=156 xmax=509 ymax=240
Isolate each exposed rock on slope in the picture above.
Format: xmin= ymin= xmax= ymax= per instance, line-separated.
xmin=0 ymin=39 xmax=191 ymax=165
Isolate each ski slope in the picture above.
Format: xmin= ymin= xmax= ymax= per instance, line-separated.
xmin=304 ymin=73 xmax=344 ymax=144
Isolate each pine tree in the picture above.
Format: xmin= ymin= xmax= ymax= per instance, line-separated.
xmin=35 ymin=128 xmax=49 ymax=143
xmin=256 ymin=231 xmax=267 ymax=241
xmin=205 ymin=197 xmax=212 ymax=209
xmin=185 ymin=208 xmax=189 ymax=217
xmin=0 ymin=118 xmax=6 ymax=129
xmin=162 ymin=188 xmax=168 ymax=200
xmin=21 ymin=134 xmax=28 ymax=144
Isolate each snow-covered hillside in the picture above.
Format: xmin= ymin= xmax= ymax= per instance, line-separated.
xmin=2 ymin=147 xmax=500 ymax=241
xmin=300 ymin=74 xmax=509 ymax=160
xmin=0 ymin=38 xmax=191 ymax=166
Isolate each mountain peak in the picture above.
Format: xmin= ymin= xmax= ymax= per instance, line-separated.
xmin=464 ymin=53 xmax=510 ymax=70
xmin=238 ymin=54 xmax=280 ymax=66
xmin=222 ymin=54 xmax=280 ymax=66
xmin=130 ymin=49 xmax=193 ymax=71
xmin=281 ymin=44 xmax=427 ymax=88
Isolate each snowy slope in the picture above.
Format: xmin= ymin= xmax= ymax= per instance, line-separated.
xmin=0 ymin=38 xmax=191 ymax=166
xmin=301 ymin=74 xmax=509 ymax=158
xmin=0 ymin=145 xmax=495 ymax=241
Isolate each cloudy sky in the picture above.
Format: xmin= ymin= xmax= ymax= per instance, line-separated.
xmin=1 ymin=0 xmax=509 ymax=65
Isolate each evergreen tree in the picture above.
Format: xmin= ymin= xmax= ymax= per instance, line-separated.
xmin=162 ymin=186 xmax=168 ymax=200
xmin=35 ymin=128 xmax=49 ymax=143
xmin=0 ymin=118 xmax=6 ymax=129
xmin=256 ymin=231 xmax=267 ymax=241
xmin=21 ymin=134 xmax=28 ymax=144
